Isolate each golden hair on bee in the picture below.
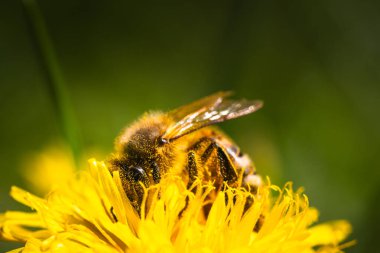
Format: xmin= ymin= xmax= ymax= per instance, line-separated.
xmin=108 ymin=91 xmax=263 ymax=214
xmin=112 ymin=111 xmax=186 ymax=177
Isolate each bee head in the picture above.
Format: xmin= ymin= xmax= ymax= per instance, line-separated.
xmin=109 ymin=159 xmax=151 ymax=214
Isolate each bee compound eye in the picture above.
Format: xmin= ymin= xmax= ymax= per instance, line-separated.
xmin=129 ymin=166 xmax=149 ymax=186
xmin=157 ymin=137 xmax=169 ymax=146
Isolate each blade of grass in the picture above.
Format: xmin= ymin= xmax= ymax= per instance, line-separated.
xmin=22 ymin=0 xmax=82 ymax=166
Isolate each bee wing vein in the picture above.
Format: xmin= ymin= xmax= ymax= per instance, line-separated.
xmin=162 ymin=98 xmax=262 ymax=141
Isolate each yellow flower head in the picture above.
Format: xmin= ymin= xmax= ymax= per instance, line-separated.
xmin=20 ymin=144 xmax=76 ymax=195
xmin=1 ymin=159 xmax=353 ymax=253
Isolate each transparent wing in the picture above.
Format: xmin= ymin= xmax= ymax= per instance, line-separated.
xmin=168 ymin=91 xmax=233 ymax=121
xmin=162 ymin=94 xmax=263 ymax=142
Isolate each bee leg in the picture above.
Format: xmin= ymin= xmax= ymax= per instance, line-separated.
xmin=179 ymin=151 xmax=199 ymax=217
xmin=190 ymin=137 xmax=211 ymax=151
xmin=216 ymin=146 xmax=238 ymax=185
xmin=242 ymin=172 xmax=265 ymax=232
xmin=191 ymin=139 xmax=264 ymax=231
xmin=193 ymin=139 xmax=238 ymax=185
xmin=242 ymin=192 xmax=264 ymax=232
xmin=200 ymin=141 xmax=217 ymax=163
xmin=204 ymin=143 xmax=263 ymax=226
xmin=199 ymin=141 xmax=239 ymax=217
xmin=186 ymin=151 xmax=198 ymax=188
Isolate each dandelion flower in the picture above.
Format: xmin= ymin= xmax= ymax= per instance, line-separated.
xmin=1 ymin=159 xmax=353 ymax=252
xmin=20 ymin=144 xmax=76 ymax=195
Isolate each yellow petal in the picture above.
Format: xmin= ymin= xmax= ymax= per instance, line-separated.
xmin=306 ymin=220 xmax=352 ymax=246
xmin=0 ymin=159 xmax=353 ymax=253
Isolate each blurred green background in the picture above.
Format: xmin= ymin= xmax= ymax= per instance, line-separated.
xmin=1 ymin=0 xmax=379 ymax=252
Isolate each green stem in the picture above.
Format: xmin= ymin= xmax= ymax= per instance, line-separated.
xmin=23 ymin=0 xmax=82 ymax=166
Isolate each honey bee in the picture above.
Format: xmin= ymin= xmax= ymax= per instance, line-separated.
xmin=108 ymin=91 xmax=263 ymax=215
